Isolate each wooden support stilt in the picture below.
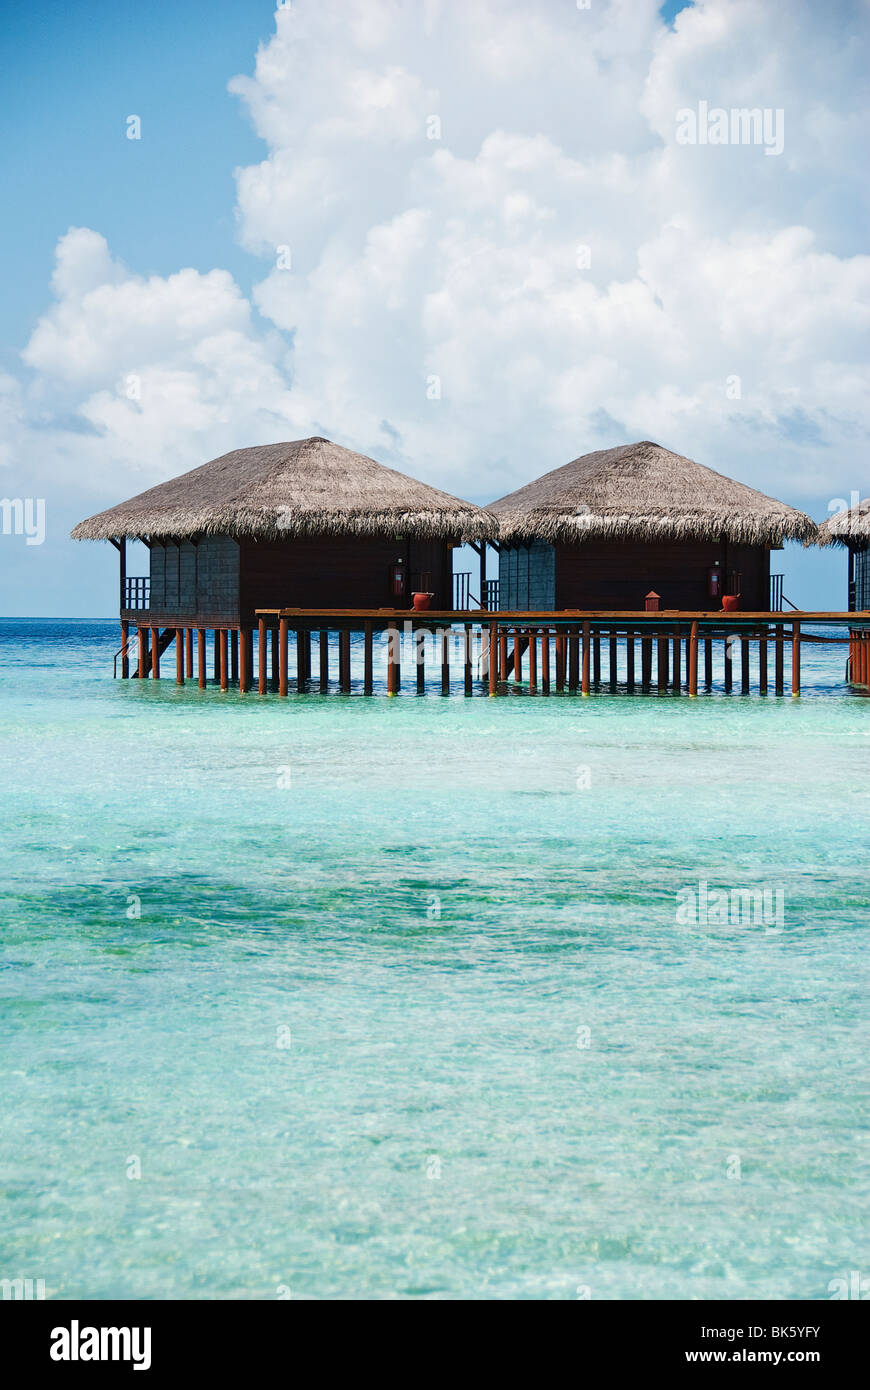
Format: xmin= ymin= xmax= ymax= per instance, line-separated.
xmin=741 ymin=636 xmax=750 ymax=693
xmin=176 ymin=629 xmax=184 ymax=685
xmin=724 ymin=637 xmax=733 ymax=693
xmin=688 ymin=620 xmax=698 ymax=696
xmin=388 ymin=623 xmax=400 ymax=695
xmin=775 ymin=624 xmax=784 ymax=694
xmin=416 ymin=629 xmax=426 ymax=693
xmin=581 ymin=622 xmax=590 ymax=696
xmin=464 ymin=624 xmax=473 ymax=695
xmin=137 ymin=625 xmax=147 ymax=680
xmin=626 ymin=630 xmax=635 ymax=692
xmin=270 ymin=628 xmax=279 ymax=688
xmin=219 ymin=629 xmax=229 ymax=692
xmin=239 ymin=626 xmax=250 ymax=693
xmin=186 ymin=628 xmax=194 ymax=679
xmin=593 ymin=633 xmax=601 ymax=686
xmin=296 ymin=629 xmax=306 ymax=689
xmin=514 ymin=629 xmax=523 ymax=683
xmin=230 ymin=629 xmax=239 ymax=685
xmin=657 ymin=633 xmax=668 ymax=691
xmin=258 ymin=619 xmax=266 ymax=694
xmin=528 ymin=628 xmax=538 ymax=694
xmin=487 ymin=623 xmax=497 ymax=695
xmin=672 ymin=627 xmax=681 ymax=692
xmin=151 ymin=626 xmax=160 ymax=679
xmin=568 ymin=627 xmax=579 ymax=691
xmin=541 ymin=627 xmax=550 ymax=694
xmin=441 ymin=630 xmax=450 ymax=694
xmin=198 ymin=628 xmax=206 ymax=689
xmin=641 ymin=633 xmax=652 ymax=690
xmin=609 ymin=630 xmax=618 ymax=691
xmin=364 ymin=622 xmax=373 ymax=694
xmin=759 ymin=628 xmax=768 ymax=694
xmin=498 ymin=629 xmax=508 ymax=684
xmin=319 ymin=630 xmax=329 ymax=691
xmin=792 ymin=621 xmax=801 ymax=696
xmin=278 ymin=618 xmax=288 ymax=697
xmin=339 ymin=629 xmax=351 ymax=692
xmin=555 ymin=632 xmax=566 ymax=691
xmin=213 ymin=629 xmax=220 ymax=683
xmin=121 ymin=620 xmax=129 ymax=679
xmin=704 ymin=637 xmax=713 ymax=689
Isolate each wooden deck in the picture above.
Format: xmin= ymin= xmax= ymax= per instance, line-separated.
xmin=256 ymin=607 xmax=869 ymax=624
xmin=115 ymin=609 xmax=870 ymax=696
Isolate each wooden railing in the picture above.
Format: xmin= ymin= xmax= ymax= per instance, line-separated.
xmin=124 ymin=576 xmax=150 ymax=610
xmin=453 ymin=571 xmax=471 ymax=609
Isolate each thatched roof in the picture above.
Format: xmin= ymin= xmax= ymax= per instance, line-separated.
xmin=818 ymin=498 xmax=870 ymax=547
xmin=489 ymin=441 xmax=817 ymax=546
xmin=71 ymin=437 xmax=497 ymax=543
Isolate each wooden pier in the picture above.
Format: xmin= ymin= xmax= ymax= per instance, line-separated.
xmin=114 ymin=609 xmax=870 ymax=697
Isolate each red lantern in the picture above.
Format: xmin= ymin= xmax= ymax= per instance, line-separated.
xmin=644 ymin=591 xmax=660 ymax=612
xmin=708 ymin=565 xmax=722 ymax=599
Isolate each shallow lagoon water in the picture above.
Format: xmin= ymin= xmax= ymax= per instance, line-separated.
xmin=1 ymin=619 xmax=867 ymax=1299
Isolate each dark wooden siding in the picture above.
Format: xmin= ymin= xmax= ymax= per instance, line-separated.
xmin=148 ymin=537 xmax=240 ymax=623
xmin=855 ymin=546 xmax=870 ymax=611
xmin=499 ymin=543 xmax=556 ymax=609
xmin=239 ymin=535 xmax=453 ymax=619
xmin=554 ymin=538 xmax=770 ymax=611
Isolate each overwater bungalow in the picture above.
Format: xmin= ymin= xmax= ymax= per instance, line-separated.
xmin=72 ymin=433 xmax=495 ymax=622
xmin=819 ymin=496 xmax=870 ymax=689
xmin=71 ymin=434 xmax=861 ymax=700
xmin=489 ymin=441 xmax=817 ymax=612
xmin=818 ymin=497 xmax=870 ymax=611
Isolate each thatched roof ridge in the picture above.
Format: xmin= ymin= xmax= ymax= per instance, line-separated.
xmin=488 ymin=441 xmax=817 ymax=547
xmin=818 ymin=498 xmax=870 ymax=546
xmin=71 ymin=437 xmax=497 ymax=542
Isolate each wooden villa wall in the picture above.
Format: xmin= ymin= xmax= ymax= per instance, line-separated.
xmin=239 ymin=535 xmax=452 ymax=620
xmin=499 ymin=543 xmax=556 ymax=609
xmin=552 ymin=538 xmax=770 ymax=612
xmin=149 ymin=537 xmax=240 ymax=624
xmin=144 ymin=534 xmax=453 ymax=623
xmin=854 ymin=546 xmax=870 ymax=611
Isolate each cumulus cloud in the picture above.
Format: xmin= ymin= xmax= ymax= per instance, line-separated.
xmin=12 ymin=228 xmax=303 ymax=498
xmin=226 ymin=0 xmax=870 ymax=501
xmin=7 ymin=0 xmax=870 ymax=521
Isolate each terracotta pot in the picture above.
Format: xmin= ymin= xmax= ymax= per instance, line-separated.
xmin=412 ymin=592 xmax=432 ymax=612
xmin=722 ymin=593 xmax=740 ymax=613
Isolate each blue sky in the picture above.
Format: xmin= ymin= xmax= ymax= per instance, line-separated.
xmin=1 ymin=0 xmax=866 ymax=614
xmin=0 ymin=0 xmax=275 ymax=362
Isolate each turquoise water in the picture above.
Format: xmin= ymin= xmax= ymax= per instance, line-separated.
xmin=1 ymin=619 xmax=867 ymax=1300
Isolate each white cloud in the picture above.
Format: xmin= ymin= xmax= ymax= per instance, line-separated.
xmin=13 ymin=228 xmax=304 ymax=498
xmin=227 ymin=0 xmax=870 ymax=500
xmin=6 ymin=0 xmax=870 ymax=523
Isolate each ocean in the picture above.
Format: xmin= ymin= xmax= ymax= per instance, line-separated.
xmin=1 ymin=618 xmax=867 ymax=1299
